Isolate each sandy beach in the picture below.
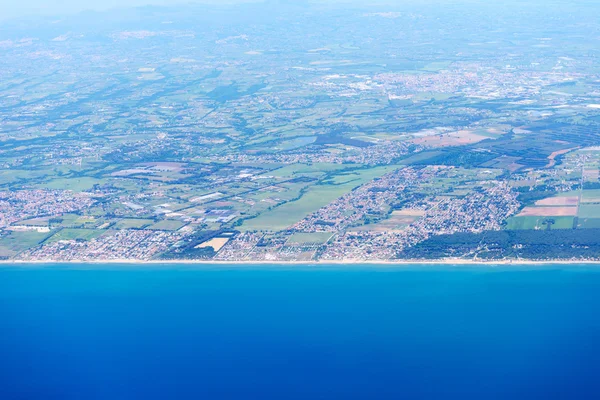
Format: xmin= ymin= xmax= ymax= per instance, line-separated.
xmin=2 ymin=258 xmax=600 ymax=268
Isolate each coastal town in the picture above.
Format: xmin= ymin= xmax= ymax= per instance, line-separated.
xmin=4 ymin=166 xmax=526 ymax=262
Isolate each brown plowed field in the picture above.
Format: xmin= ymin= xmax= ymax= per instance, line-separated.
xmin=518 ymin=206 xmax=578 ymax=217
xmin=535 ymin=196 xmax=579 ymax=206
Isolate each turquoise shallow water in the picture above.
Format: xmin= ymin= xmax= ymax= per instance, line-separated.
xmin=1 ymin=264 xmax=600 ymax=399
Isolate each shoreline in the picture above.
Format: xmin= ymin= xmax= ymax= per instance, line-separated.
xmin=2 ymin=258 xmax=600 ymax=267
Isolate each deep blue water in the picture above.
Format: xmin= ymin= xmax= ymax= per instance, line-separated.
xmin=1 ymin=264 xmax=600 ymax=400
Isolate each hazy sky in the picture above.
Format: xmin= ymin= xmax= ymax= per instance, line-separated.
xmin=0 ymin=0 xmax=265 ymax=20
xmin=0 ymin=0 xmax=565 ymax=21
xmin=0 ymin=0 xmax=375 ymax=21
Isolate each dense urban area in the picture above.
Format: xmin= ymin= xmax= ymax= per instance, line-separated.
xmin=2 ymin=1 xmax=600 ymax=262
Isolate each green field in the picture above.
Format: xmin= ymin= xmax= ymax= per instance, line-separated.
xmin=274 ymin=136 xmax=317 ymax=151
xmin=148 ymin=220 xmax=186 ymax=231
xmin=75 ymin=216 xmax=99 ymax=225
xmin=0 ymin=169 xmax=49 ymax=186
xmin=581 ymin=189 xmax=600 ymax=200
xmin=577 ymin=218 xmax=600 ymax=229
xmin=505 ymin=216 xmax=575 ymax=230
xmin=0 ymin=231 xmax=52 ymax=257
xmin=578 ymin=204 xmax=600 ymax=219
xmin=323 ymin=172 xmax=364 ymax=185
xmin=114 ymin=219 xmax=155 ymax=229
xmin=267 ymin=163 xmax=350 ymax=178
xmin=557 ymin=190 xmax=580 ymax=197
xmin=50 ymin=213 xmax=99 ymax=228
xmin=39 ymin=177 xmax=106 ymax=192
xmin=17 ymin=217 xmax=51 ymax=226
xmin=46 ymin=228 xmax=105 ymax=243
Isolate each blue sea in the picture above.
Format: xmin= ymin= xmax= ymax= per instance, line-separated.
xmin=1 ymin=264 xmax=600 ymax=399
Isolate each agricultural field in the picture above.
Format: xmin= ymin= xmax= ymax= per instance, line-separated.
xmin=149 ymin=220 xmax=187 ymax=231
xmin=0 ymin=231 xmax=52 ymax=258
xmin=411 ymin=130 xmax=491 ymax=148
xmin=113 ymin=219 xmax=155 ymax=230
xmin=535 ymin=197 xmax=579 ymax=207
xmin=46 ymin=229 xmax=106 ymax=243
xmin=196 ymin=237 xmax=230 ymax=252
xmin=506 ymin=216 xmax=575 ymax=231
xmin=517 ymin=207 xmax=578 ymax=217
xmin=581 ymin=190 xmax=600 ymax=204
xmin=577 ymin=205 xmax=600 ymax=219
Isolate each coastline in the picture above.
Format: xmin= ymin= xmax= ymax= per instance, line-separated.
xmin=2 ymin=258 xmax=600 ymax=267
